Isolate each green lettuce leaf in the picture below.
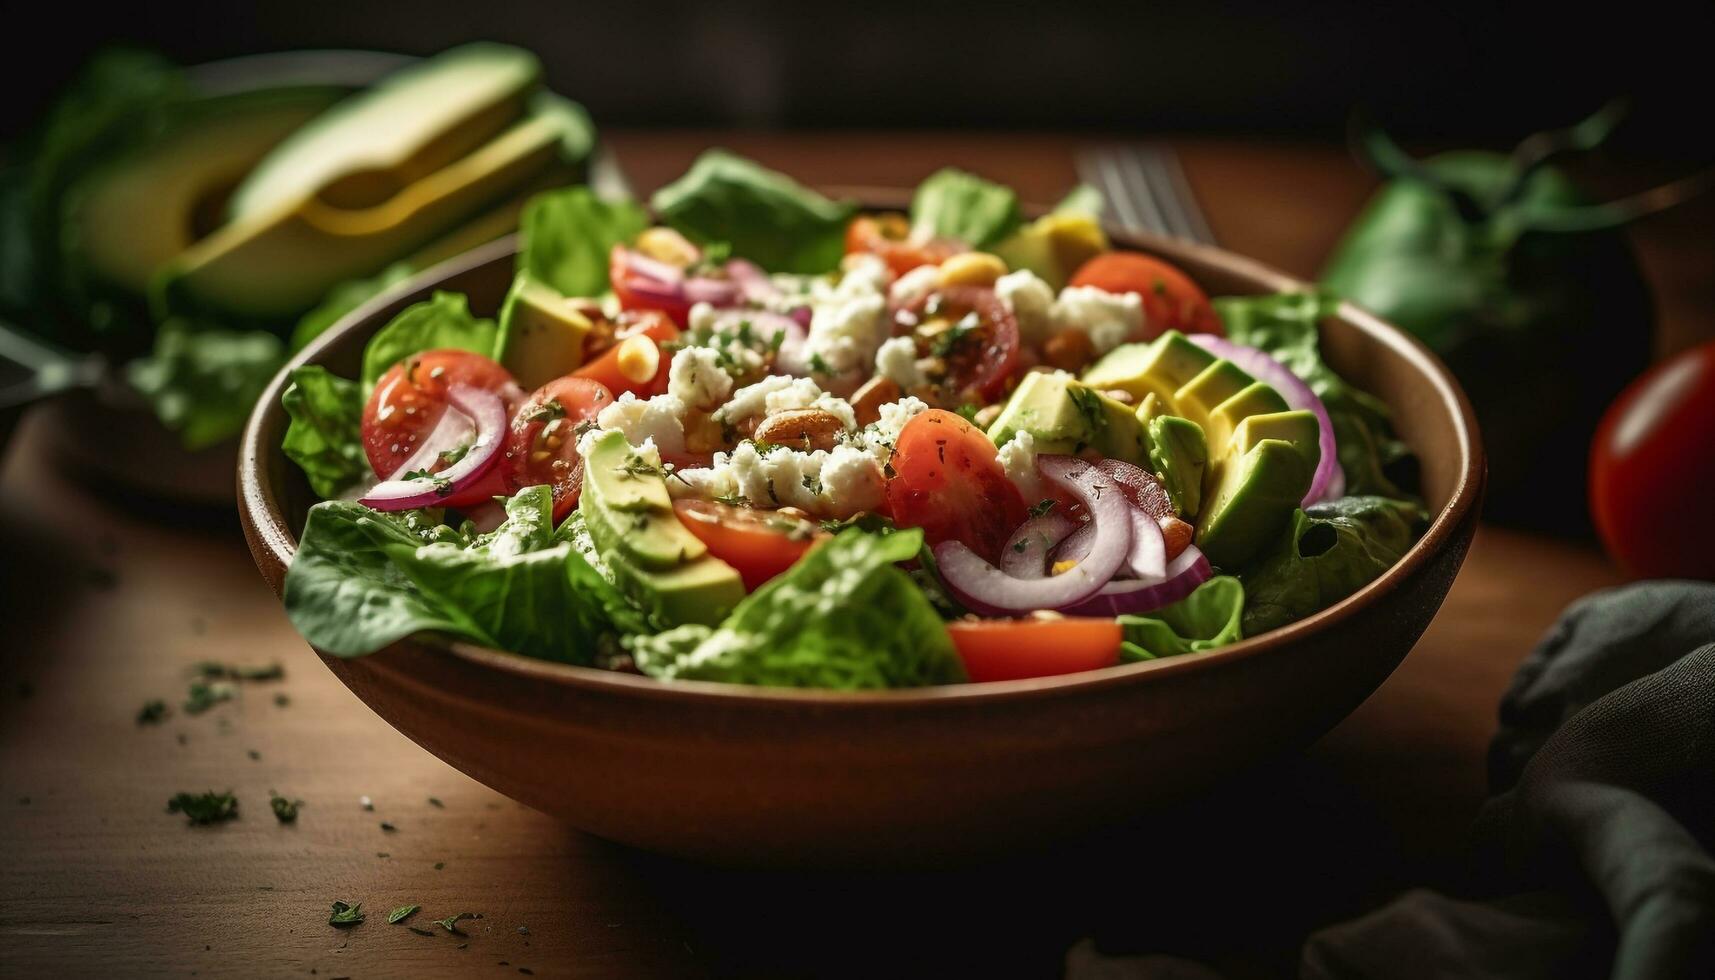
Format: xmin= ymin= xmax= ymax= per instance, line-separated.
xmin=284 ymin=486 xmax=633 ymax=664
xmin=650 ymin=150 xmax=856 ymax=274
xmin=1118 ymin=575 xmax=1245 ymax=661
xmin=124 ymin=318 xmax=285 ymax=449
xmin=360 ymin=291 xmax=496 ymax=391
xmin=1213 ymin=291 xmax=1417 ymax=498
xmin=280 ymin=365 xmax=368 ymax=498
xmin=518 ymin=187 xmax=648 ymax=298
xmin=290 ymin=262 xmax=414 ymax=352
xmin=909 ymin=167 xmax=1023 ymax=248
xmin=1054 ymin=183 xmax=1104 ymax=218
xmin=1239 ymin=496 xmax=1427 ymax=635
xmin=628 ymin=527 xmax=966 ymax=689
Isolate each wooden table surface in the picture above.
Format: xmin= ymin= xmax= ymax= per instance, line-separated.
xmin=1 ymin=132 xmax=1708 ymax=979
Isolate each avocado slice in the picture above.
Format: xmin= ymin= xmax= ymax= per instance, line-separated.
xmin=992 ymin=212 xmax=1108 ymax=290
xmin=1082 ymin=330 xmax=1218 ymax=405
xmin=496 ymin=275 xmax=592 ymax=389
xmin=579 ymin=431 xmax=745 ymax=626
xmin=1172 ymin=359 xmax=1256 ymax=430
xmin=1193 ymin=409 xmax=1321 ymax=568
xmin=986 ymin=371 xmax=1148 ymax=465
xmin=1204 ymin=381 xmax=1290 ymax=452
xmin=228 ymin=43 xmax=542 ymax=221
xmin=159 ymin=100 xmax=588 ymax=321
xmin=61 ymin=91 xmax=339 ymax=295
xmin=1145 ymin=415 xmax=1208 ymax=519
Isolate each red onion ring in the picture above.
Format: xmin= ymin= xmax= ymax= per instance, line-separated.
xmin=1188 ymin=333 xmax=1341 ymax=505
xmin=999 ymin=512 xmax=1077 ymax=579
xmin=933 ymin=455 xmax=1132 ymax=615
xmin=1063 ymin=544 xmax=1213 ymax=617
xmin=360 ymin=385 xmax=507 ymax=511
xmin=384 ymin=403 xmax=473 ymax=482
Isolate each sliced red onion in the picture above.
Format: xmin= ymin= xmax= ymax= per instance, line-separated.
xmin=725 ymin=259 xmax=778 ymax=302
xmin=621 ymin=250 xmax=686 ymax=285
xmin=1055 ymin=506 xmax=1165 ymax=580
xmin=1056 ymin=519 xmax=1094 ymax=565
xmin=999 ymin=513 xmax=1077 ymax=579
xmin=385 ymin=403 xmax=473 ymax=482
xmin=360 ymin=385 xmax=506 ymax=511
xmin=934 ymin=456 xmax=1132 ymax=615
xmin=1063 ymin=544 xmax=1213 ymax=617
xmin=1189 ymin=333 xmax=1342 ymax=505
xmin=683 ymin=276 xmax=743 ymax=306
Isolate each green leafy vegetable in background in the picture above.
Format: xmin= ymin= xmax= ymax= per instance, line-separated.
xmin=269 ymin=791 xmax=302 ymax=823
xmin=628 ymin=528 xmax=966 ymax=689
xmin=1214 ymin=291 xmax=1415 ymax=498
xmin=909 ymin=167 xmax=1023 ymax=248
xmin=1118 ymin=576 xmax=1245 ymax=661
xmin=290 ymin=262 xmax=414 ymax=352
xmin=167 ymin=790 xmax=238 ymax=825
xmin=518 ymin=187 xmax=648 ymax=297
xmin=1240 ymin=495 xmax=1426 ymax=636
xmin=359 ymin=291 xmax=497 ymax=391
xmin=328 ymin=901 xmax=365 ymax=926
xmin=285 ymin=486 xmax=633 ymax=664
xmin=281 ymin=365 xmax=369 ymax=499
xmin=651 ymin=149 xmax=857 ymax=274
xmin=124 ymin=318 xmax=285 ymax=450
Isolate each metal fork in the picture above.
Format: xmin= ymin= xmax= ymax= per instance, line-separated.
xmin=1076 ymin=144 xmax=1217 ymax=245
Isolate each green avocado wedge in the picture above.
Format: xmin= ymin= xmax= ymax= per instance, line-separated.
xmin=986 ymin=371 xmax=1148 ymax=466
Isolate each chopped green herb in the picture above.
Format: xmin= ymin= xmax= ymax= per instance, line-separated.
xmin=182 ymin=680 xmax=237 ymax=715
xmin=427 ymin=797 xmax=444 ymax=808
xmin=801 ymin=474 xmax=823 ymax=495
xmin=167 ymin=791 xmax=238 ymax=825
xmin=1028 ymin=499 xmax=1058 ymax=517
xmin=137 ymin=699 xmax=169 ymax=724
xmin=388 ymin=904 xmax=420 ymax=925
xmin=247 ymin=749 xmax=261 ymax=761
xmin=438 ymin=444 xmax=470 ymax=467
xmin=401 ymin=470 xmax=453 ymax=495
xmin=269 ymin=791 xmax=302 ymax=823
xmin=380 ymin=821 xmax=397 ymax=832
xmin=954 ymin=403 xmax=981 ymax=423
xmin=273 ymin=693 xmax=290 ymax=707
xmin=436 ymin=912 xmax=476 ymax=934
xmin=328 ymin=901 xmax=365 ymax=927
xmin=523 ymin=400 xmax=565 ymax=424
xmin=190 ymin=661 xmax=284 ymax=682
xmin=808 ymin=352 xmax=832 ymax=375
xmin=713 ymin=492 xmax=751 ymax=508
xmin=434 ymin=862 xmax=445 ymax=870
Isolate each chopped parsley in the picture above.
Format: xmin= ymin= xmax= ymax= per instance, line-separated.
xmin=269 ymin=791 xmax=302 ymax=823
xmin=616 ymin=453 xmax=662 ymax=479
xmin=438 ymin=444 xmax=470 ymax=467
xmin=930 ymin=312 xmax=983 ymax=358
xmin=182 ymin=680 xmax=236 ymax=715
xmin=137 ymin=699 xmax=169 ymax=725
xmin=388 ymin=905 xmax=420 ymax=925
xmin=402 ymin=470 xmax=453 ymax=495
xmin=380 ymin=821 xmax=398 ymax=832
xmin=523 ymin=400 xmax=566 ymax=424
xmin=167 ymin=790 xmax=238 ymax=825
xmin=328 ymin=901 xmax=365 ymax=927
xmin=808 ymin=352 xmax=832 ymax=375
xmin=954 ymin=403 xmax=982 ymax=423
xmin=800 ymin=474 xmax=823 ymax=496
xmin=190 ymin=661 xmax=284 ymax=682
xmin=1028 ymin=498 xmax=1058 ymax=517
xmin=436 ymin=912 xmax=478 ymax=935
xmin=713 ymin=492 xmax=751 ymax=508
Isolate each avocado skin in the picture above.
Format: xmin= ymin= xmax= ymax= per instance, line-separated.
xmin=496 ymin=275 xmax=590 ymax=389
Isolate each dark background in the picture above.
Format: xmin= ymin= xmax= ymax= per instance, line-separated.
xmin=6 ymin=0 xmax=1714 ymax=161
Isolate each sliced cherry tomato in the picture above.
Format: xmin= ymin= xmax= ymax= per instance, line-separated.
xmin=1590 ymin=340 xmax=1715 ymax=580
xmin=361 ymin=349 xmax=522 ymax=508
xmin=672 ymin=499 xmax=827 ymax=591
xmin=611 ymin=245 xmax=692 ymax=326
xmin=1092 ymin=459 xmax=1193 ymax=559
xmin=846 ymin=213 xmax=963 ymax=277
xmin=1069 ymin=252 xmax=1221 ymax=339
xmin=885 ymin=409 xmax=1027 ymax=563
xmin=573 ymin=311 xmax=679 ymax=398
xmin=900 ymin=285 xmax=1022 ymax=403
xmin=503 ymin=377 xmax=615 ymax=521
xmin=947 ymin=618 xmax=1122 ymax=682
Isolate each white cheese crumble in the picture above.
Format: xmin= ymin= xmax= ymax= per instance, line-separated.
xmin=666 ymin=441 xmax=886 ymax=518
xmin=995 ymin=268 xmax=1056 ymax=344
xmin=667 ymin=346 xmax=735 ymax=410
xmin=889 ymin=263 xmax=942 ymax=308
xmin=874 ymin=336 xmax=929 ymax=390
xmin=996 ymin=429 xmax=1044 ymax=500
xmin=716 ymin=374 xmax=858 ymax=431
xmin=800 ymin=261 xmax=891 ymax=381
xmin=1051 ymin=285 xmax=1144 ymax=354
xmin=592 ymin=391 xmax=687 ymax=453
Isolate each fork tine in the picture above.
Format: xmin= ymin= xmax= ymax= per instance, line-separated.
xmin=1112 ymin=150 xmax=1173 ymax=235
xmin=1077 ymin=150 xmax=1142 ymax=231
xmin=1133 ymin=145 xmax=1216 ymax=245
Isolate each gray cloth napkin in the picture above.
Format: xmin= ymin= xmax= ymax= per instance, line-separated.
xmin=1302 ymin=581 xmax=1715 ymax=980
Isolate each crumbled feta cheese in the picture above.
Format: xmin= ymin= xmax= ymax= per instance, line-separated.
xmin=593 ymin=391 xmax=687 ymax=452
xmin=889 ymin=263 xmax=942 ymax=308
xmin=665 ymin=441 xmax=885 ymax=518
xmin=874 ymin=336 xmax=929 ymax=389
xmin=667 ymin=346 xmax=735 ymax=409
xmin=800 ymin=262 xmax=890 ymax=380
xmin=850 ymin=395 xmax=929 ymax=467
xmin=716 ymin=375 xmax=796 ymax=424
xmin=687 ymin=302 xmax=790 ymax=358
xmin=839 ymin=252 xmax=892 ymax=292
xmin=1051 ymin=285 xmax=1144 ymax=354
xmin=996 ymin=269 xmax=1056 ymax=344
xmin=718 ymin=374 xmax=857 ymax=431
xmin=996 ymin=429 xmax=1043 ymax=500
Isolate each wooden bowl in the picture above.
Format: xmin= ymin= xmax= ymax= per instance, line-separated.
xmin=239 ymin=211 xmax=1483 ymax=867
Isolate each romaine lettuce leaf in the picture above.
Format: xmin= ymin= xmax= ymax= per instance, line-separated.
xmin=1118 ymin=575 xmax=1245 ymax=661
xmin=518 ymin=187 xmax=648 ymax=298
xmin=285 ymin=486 xmax=635 ymax=665
xmin=124 ymin=317 xmax=285 ymax=449
xmin=1239 ymin=496 xmax=1427 ymax=636
xmin=1214 ymin=291 xmax=1417 ymax=498
xmin=359 ymin=291 xmax=496 ymax=391
xmin=628 ymin=527 xmax=966 ymax=689
xmin=909 ymin=167 xmax=1022 ymax=248
xmin=651 ymin=150 xmax=856 ymax=274
xmin=280 ymin=365 xmax=369 ymax=499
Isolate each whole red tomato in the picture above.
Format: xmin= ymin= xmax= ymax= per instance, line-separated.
xmin=1589 ymin=340 xmax=1715 ymax=579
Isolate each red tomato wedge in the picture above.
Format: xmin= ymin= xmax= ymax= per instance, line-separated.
xmin=361 ymin=349 xmax=522 ymax=509
xmin=672 ymin=499 xmax=828 ymax=591
xmin=885 ymin=409 xmax=1027 ymax=563
xmin=503 ymin=377 xmax=615 ymax=521
xmin=1069 ymin=252 xmax=1221 ymax=339
xmin=947 ymin=618 xmax=1122 ymax=682
xmin=898 ymin=286 xmax=1022 ymax=403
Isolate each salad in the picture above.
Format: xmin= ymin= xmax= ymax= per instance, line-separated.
xmin=281 ymin=152 xmax=1427 ymax=688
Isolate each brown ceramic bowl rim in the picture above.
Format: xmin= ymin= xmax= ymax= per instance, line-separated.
xmin=239 ymin=186 xmax=1483 ymax=710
